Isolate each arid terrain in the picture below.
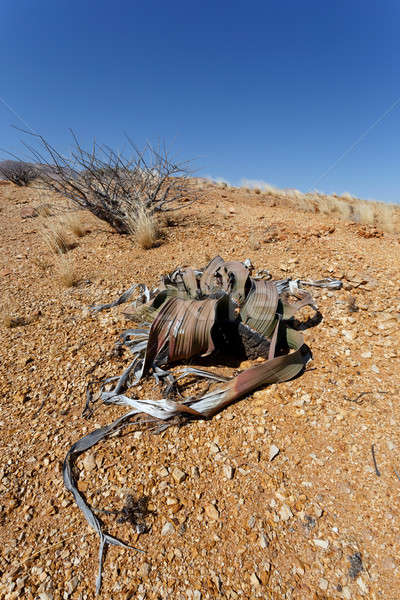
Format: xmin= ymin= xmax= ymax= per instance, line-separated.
xmin=0 ymin=181 xmax=399 ymax=600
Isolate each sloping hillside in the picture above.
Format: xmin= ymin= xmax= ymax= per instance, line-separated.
xmin=0 ymin=181 xmax=399 ymax=600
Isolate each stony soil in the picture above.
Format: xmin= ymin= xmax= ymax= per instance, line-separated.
xmin=0 ymin=182 xmax=399 ymax=600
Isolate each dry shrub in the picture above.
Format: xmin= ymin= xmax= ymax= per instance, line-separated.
xmin=21 ymin=132 xmax=197 ymax=234
xmin=62 ymin=211 xmax=88 ymax=237
xmin=126 ymin=207 xmax=158 ymax=249
xmin=254 ymin=188 xmax=261 ymax=195
xmin=0 ymin=160 xmax=38 ymax=186
xmin=41 ymin=219 xmax=73 ymax=254
xmin=55 ymin=255 xmax=78 ymax=287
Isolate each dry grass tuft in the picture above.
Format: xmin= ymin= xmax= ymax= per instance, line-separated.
xmin=0 ymin=306 xmax=36 ymax=328
xmin=62 ymin=211 xmax=88 ymax=237
xmin=259 ymin=185 xmax=400 ymax=233
xmin=1 ymin=311 xmax=13 ymax=328
xmin=41 ymin=219 xmax=74 ymax=254
xmin=249 ymin=233 xmax=261 ymax=250
xmin=158 ymin=213 xmax=175 ymax=228
xmin=55 ymin=255 xmax=79 ymax=287
xmin=36 ymin=203 xmax=53 ymax=217
xmin=126 ymin=206 xmax=159 ymax=249
xmin=32 ymin=255 xmax=52 ymax=271
xmin=341 ymin=192 xmax=354 ymax=201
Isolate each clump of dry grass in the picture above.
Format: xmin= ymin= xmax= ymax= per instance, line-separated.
xmin=1 ymin=314 xmax=29 ymax=328
xmin=376 ymin=203 xmax=396 ymax=233
xmin=126 ymin=206 xmax=159 ymax=249
xmin=249 ymin=233 xmax=261 ymax=250
xmin=341 ymin=191 xmax=354 ymax=201
xmin=263 ymin=185 xmax=400 ymax=233
xmin=32 ymin=255 xmax=52 ymax=271
xmin=36 ymin=203 xmax=53 ymax=217
xmin=55 ymin=255 xmax=79 ymax=287
xmin=285 ymin=188 xmax=304 ymax=200
xmin=62 ymin=211 xmax=88 ymax=237
xmin=158 ymin=213 xmax=175 ymax=228
xmin=41 ymin=218 xmax=74 ymax=254
xmin=0 ymin=303 xmax=37 ymax=328
xmin=1 ymin=311 xmax=13 ymax=328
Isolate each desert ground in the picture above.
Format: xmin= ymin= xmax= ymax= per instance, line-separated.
xmin=0 ymin=181 xmax=399 ymax=600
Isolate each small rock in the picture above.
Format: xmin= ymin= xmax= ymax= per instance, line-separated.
xmin=193 ymin=591 xmax=202 ymax=600
xmin=161 ymin=522 xmax=175 ymax=535
xmin=259 ymin=533 xmax=269 ymax=548
xmin=172 ymin=467 xmax=187 ymax=483
xmin=205 ymin=504 xmax=219 ymax=520
xmin=158 ymin=466 xmax=169 ymax=477
xmin=313 ymin=538 xmax=329 ymax=549
xmin=361 ymin=351 xmax=372 ymax=358
xmin=319 ymin=578 xmax=328 ymax=591
xmin=371 ymin=364 xmax=380 ymax=373
xmin=357 ymin=576 xmax=368 ymax=594
xmin=166 ymin=496 xmax=178 ymax=505
xmin=279 ymin=504 xmax=293 ymax=521
xmin=139 ymin=562 xmax=150 ymax=579
xmin=250 ymin=572 xmax=261 ymax=586
xmin=223 ymin=465 xmax=234 ymax=480
xmin=82 ymin=454 xmax=96 ymax=471
xmin=66 ymin=576 xmax=79 ymax=595
xmin=210 ymin=442 xmax=220 ymax=454
xmin=342 ymin=586 xmax=351 ymax=600
xmin=341 ymin=329 xmax=354 ymax=341
xmin=314 ymin=505 xmax=323 ymax=518
xmin=39 ymin=593 xmax=53 ymax=600
xmin=20 ymin=206 xmax=38 ymax=219
xmin=269 ymin=444 xmax=280 ymax=461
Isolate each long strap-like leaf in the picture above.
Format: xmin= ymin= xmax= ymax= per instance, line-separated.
xmin=63 ymin=256 xmax=331 ymax=593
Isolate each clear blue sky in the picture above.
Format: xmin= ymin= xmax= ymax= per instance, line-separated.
xmin=1 ymin=1 xmax=399 ymax=202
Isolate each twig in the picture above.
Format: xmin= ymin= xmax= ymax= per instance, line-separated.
xmin=9 ymin=532 xmax=95 ymax=576
xmin=371 ymin=444 xmax=381 ymax=477
xmin=344 ymin=391 xmax=388 ymax=404
xmin=394 ymin=468 xmax=400 ymax=483
xmin=33 ymin=398 xmax=46 ymax=417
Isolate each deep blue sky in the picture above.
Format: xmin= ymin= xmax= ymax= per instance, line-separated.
xmin=1 ymin=1 xmax=399 ymax=202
